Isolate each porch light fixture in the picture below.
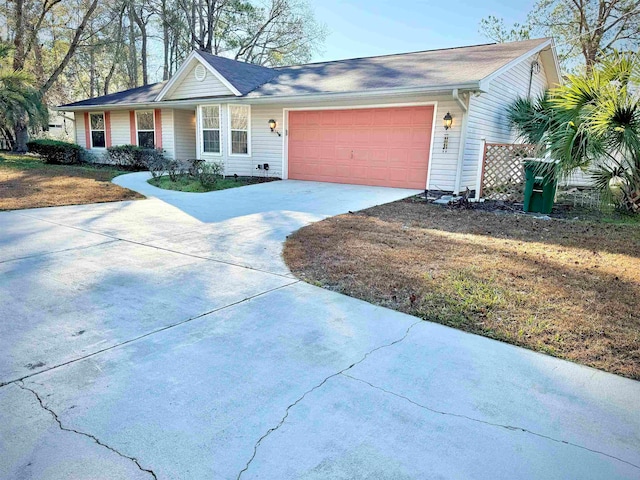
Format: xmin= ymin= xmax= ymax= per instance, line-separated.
xmin=443 ymin=112 xmax=453 ymax=130
xmin=268 ymin=119 xmax=281 ymax=136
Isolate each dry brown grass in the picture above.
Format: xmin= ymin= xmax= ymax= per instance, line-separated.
xmin=0 ymin=154 xmax=142 ymax=210
xmin=284 ymin=200 xmax=640 ymax=379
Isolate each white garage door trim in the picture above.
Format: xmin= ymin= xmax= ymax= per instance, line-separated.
xmin=282 ymin=101 xmax=438 ymax=188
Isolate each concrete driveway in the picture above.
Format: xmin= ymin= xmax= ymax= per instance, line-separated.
xmin=1 ymin=174 xmax=639 ymax=480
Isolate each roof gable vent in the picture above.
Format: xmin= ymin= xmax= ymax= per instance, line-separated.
xmin=194 ymin=64 xmax=206 ymax=82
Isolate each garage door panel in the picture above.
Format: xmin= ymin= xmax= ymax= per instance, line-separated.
xmin=324 ymin=130 xmax=337 ymax=143
xmin=370 ymin=149 xmax=388 ymax=162
xmin=388 ymin=168 xmax=410 ymax=181
xmin=320 ymin=111 xmax=337 ymax=125
xmin=319 ymin=145 xmax=335 ymax=159
xmin=349 ymin=166 xmax=369 ymax=180
xmin=388 ymin=149 xmax=409 ymax=164
xmin=409 ymin=147 xmax=430 ymax=160
xmin=288 ymin=106 xmax=433 ymax=189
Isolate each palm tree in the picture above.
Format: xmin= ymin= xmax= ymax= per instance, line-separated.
xmin=0 ymin=42 xmax=47 ymax=151
xmin=509 ymin=51 xmax=640 ymax=213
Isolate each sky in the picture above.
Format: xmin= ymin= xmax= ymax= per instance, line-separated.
xmin=310 ymin=0 xmax=537 ymax=62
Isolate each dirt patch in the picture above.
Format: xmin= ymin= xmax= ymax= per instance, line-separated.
xmin=284 ymin=199 xmax=640 ymax=379
xmin=0 ymin=154 xmax=142 ymax=210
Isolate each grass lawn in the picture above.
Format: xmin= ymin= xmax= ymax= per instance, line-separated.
xmin=0 ymin=153 xmax=142 ymax=210
xmin=284 ymin=199 xmax=640 ymax=379
xmin=148 ymin=174 xmax=277 ymax=192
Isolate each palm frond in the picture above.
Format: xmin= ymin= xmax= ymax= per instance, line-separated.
xmin=507 ymin=92 xmax=555 ymax=145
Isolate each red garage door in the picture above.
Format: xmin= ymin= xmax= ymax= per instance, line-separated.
xmin=287 ymin=106 xmax=434 ymax=189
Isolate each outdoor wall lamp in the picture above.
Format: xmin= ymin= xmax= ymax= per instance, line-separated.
xmin=443 ymin=112 xmax=453 ymax=130
xmin=268 ymin=119 xmax=281 ymax=136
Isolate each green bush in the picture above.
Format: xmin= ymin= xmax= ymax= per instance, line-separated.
xmin=198 ymin=161 xmax=224 ymax=187
xmin=106 ymin=144 xmax=164 ymax=171
xmin=27 ymin=139 xmax=84 ymax=165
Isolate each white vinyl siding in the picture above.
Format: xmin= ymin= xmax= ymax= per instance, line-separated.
xmin=109 ymin=110 xmax=130 ymax=145
xmin=250 ymin=105 xmax=284 ymax=177
xmin=164 ymin=60 xmax=234 ymax=100
xmin=75 ymin=114 xmax=86 ymax=148
xmin=173 ymin=109 xmax=197 ymax=160
xmin=462 ymin=54 xmax=549 ymax=192
xmin=161 ymin=109 xmax=175 ymax=159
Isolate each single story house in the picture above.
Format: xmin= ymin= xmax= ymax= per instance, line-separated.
xmin=59 ymin=38 xmax=560 ymax=193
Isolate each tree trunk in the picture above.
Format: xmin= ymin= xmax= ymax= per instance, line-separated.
xmin=162 ymin=0 xmax=170 ymax=80
xmin=139 ymin=22 xmax=148 ymax=85
xmin=13 ymin=120 xmax=28 ymax=153
xmin=89 ymin=46 xmax=96 ymax=98
xmin=130 ymin=4 xmax=148 ymax=85
xmin=13 ymin=0 xmax=25 ymax=70
xmin=12 ymin=0 xmax=28 ymax=152
xmin=128 ymin=4 xmax=139 ymax=87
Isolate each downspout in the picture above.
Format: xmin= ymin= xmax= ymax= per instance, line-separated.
xmin=452 ymin=88 xmax=469 ymax=194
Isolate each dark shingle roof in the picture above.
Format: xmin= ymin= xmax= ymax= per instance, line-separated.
xmin=59 ymin=38 xmax=552 ymax=108
xmin=196 ymin=51 xmax=279 ymax=95
xmin=248 ymin=38 xmax=551 ymax=97
xmin=60 ymin=81 xmax=166 ymax=108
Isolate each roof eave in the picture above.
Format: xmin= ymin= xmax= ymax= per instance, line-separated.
xmin=57 ymin=83 xmax=482 ymax=110
xmin=244 ymin=83 xmax=482 ymax=103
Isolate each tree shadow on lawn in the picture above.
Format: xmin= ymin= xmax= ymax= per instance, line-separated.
xmin=359 ymin=200 xmax=640 ymax=259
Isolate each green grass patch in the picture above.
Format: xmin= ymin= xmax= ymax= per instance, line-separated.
xmin=148 ymin=174 xmax=270 ymax=192
xmin=419 ymin=268 xmax=511 ymax=332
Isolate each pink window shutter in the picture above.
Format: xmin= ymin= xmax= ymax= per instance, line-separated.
xmin=84 ymin=112 xmax=91 ymax=149
xmin=154 ymin=109 xmax=162 ymax=149
xmin=129 ymin=111 xmax=137 ymax=145
xmin=104 ymin=111 xmax=112 ymax=147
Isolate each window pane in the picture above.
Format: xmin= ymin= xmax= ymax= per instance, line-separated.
xmin=136 ymin=111 xmax=154 ymax=131
xmin=90 ymin=113 xmax=104 ymax=130
xmin=138 ymin=131 xmax=155 ymax=149
xmin=202 ymin=106 xmax=220 ymax=129
xmin=91 ymin=131 xmax=105 ymax=148
xmin=230 ymin=106 xmax=248 ymax=130
xmin=203 ymin=130 xmax=220 ymax=153
xmin=231 ymin=131 xmax=248 ymax=154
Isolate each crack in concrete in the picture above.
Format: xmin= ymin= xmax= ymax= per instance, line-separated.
xmin=17 ymin=382 xmax=158 ymax=479
xmin=16 ymin=212 xmax=293 ymax=279
xmin=0 ymin=239 xmax=121 ymax=265
xmin=236 ymin=320 xmax=421 ymax=479
xmin=1 ymin=281 xmax=299 ymax=388
xmin=341 ymin=373 xmax=640 ymax=471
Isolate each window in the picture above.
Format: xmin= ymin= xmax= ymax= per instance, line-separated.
xmin=136 ymin=111 xmax=155 ymax=148
xmin=200 ymin=106 xmax=221 ymax=154
xmin=229 ymin=105 xmax=250 ymax=155
xmin=89 ymin=113 xmax=106 ymax=148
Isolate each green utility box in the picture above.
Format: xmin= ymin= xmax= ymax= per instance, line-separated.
xmin=523 ymin=159 xmax=557 ymax=214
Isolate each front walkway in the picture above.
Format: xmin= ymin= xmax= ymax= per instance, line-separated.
xmin=1 ymin=174 xmax=638 ymax=479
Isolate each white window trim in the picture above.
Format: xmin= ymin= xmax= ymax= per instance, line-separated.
xmin=135 ymin=110 xmax=156 ymax=148
xmin=198 ymin=105 xmax=222 ymax=156
xmin=228 ymin=104 xmax=251 ymax=157
xmin=89 ymin=111 xmax=106 ymax=149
